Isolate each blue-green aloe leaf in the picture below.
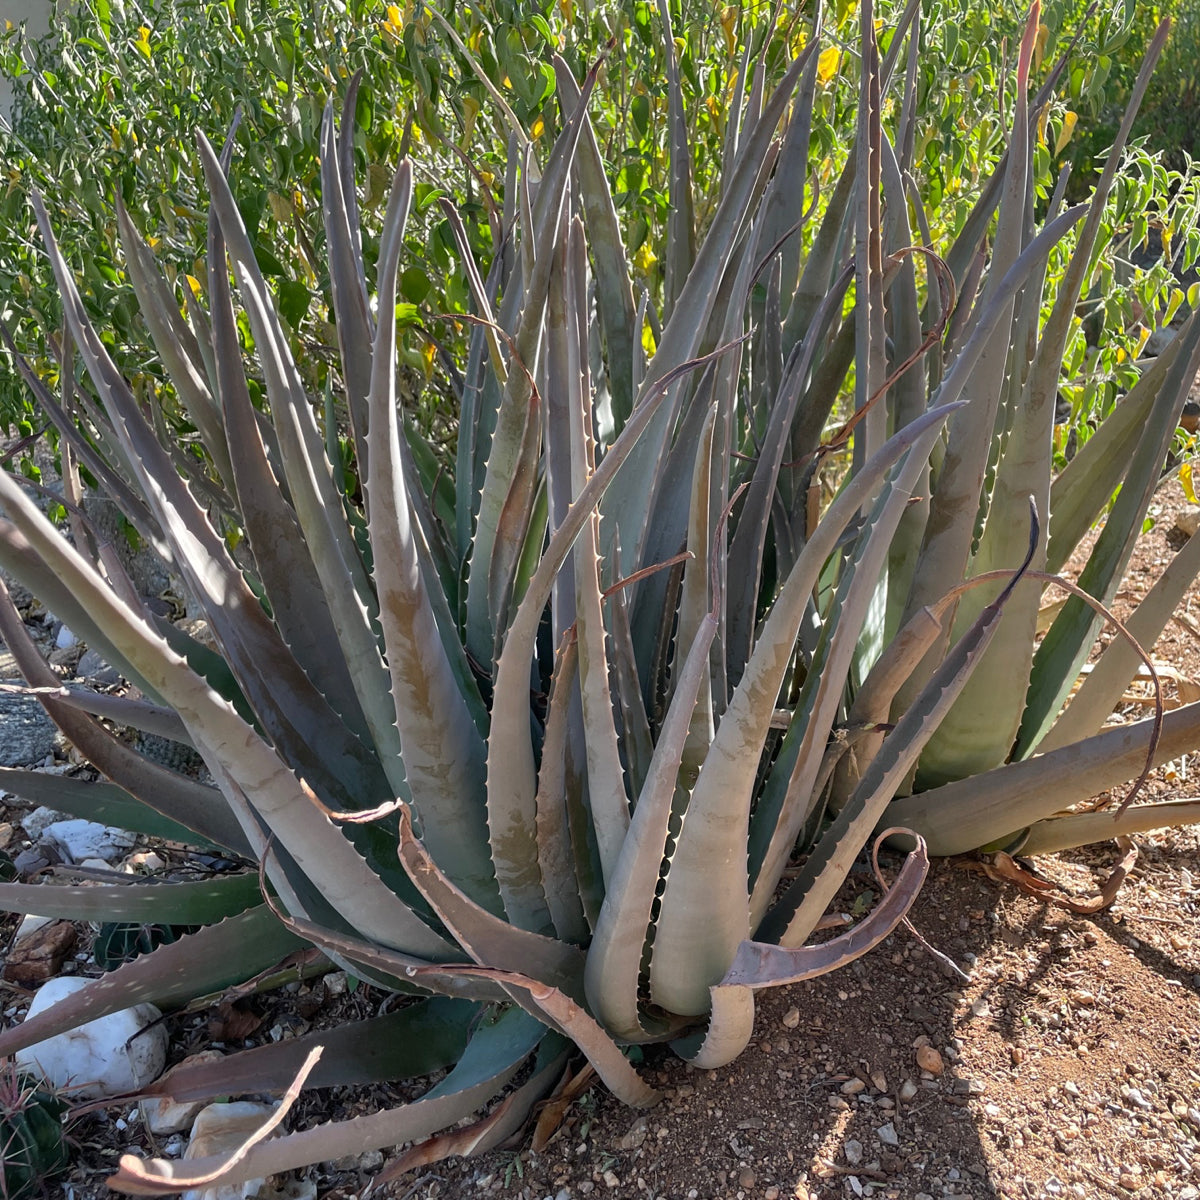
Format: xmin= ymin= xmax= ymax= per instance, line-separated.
xmin=364 ymin=160 xmax=498 ymax=914
xmin=0 ymin=874 xmax=262 ymax=925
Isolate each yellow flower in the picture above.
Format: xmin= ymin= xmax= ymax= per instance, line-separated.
xmin=1034 ymin=22 xmax=1049 ymax=72
xmin=1054 ymin=110 xmax=1078 ymax=156
xmin=720 ymin=6 xmax=737 ymax=55
xmin=1183 ymin=462 xmax=1198 ymax=504
xmin=133 ymin=24 xmax=152 ymax=58
xmin=705 ymin=93 xmax=724 ymax=137
xmin=817 ymin=47 xmax=840 ymax=85
xmin=380 ymin=4 xmax=403 ymax=45
xmin=634 ymin=242 xmax=657 ymax=273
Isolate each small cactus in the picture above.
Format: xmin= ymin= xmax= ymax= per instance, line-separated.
xmin=0 ymin=1064 xmax=68 ymax=1200
xmin=93 ymin=920 xmax=188 ymax=970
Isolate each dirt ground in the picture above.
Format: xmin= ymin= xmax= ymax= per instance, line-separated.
xmin=3 ymin=487 xmax=1200 ymax=1200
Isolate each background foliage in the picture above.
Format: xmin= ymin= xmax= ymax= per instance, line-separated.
xmin=2 ymin=0 xmax=1198 ymax=473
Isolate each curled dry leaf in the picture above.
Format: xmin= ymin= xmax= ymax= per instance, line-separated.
xmin=107 ymin=1047 xmax=321 ymax=1195
xmin=983 ymin=836 xmax=1138 ymax=915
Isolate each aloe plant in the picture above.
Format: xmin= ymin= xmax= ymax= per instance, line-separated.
xmin=830 ymin=6 xmax=1200 ymax=859
xmin=1 ymin=1 xmax=1199 ymax=1193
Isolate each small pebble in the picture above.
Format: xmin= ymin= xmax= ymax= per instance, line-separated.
xmin=876 ymin=1122 xmax=899 ymax=1147
xmin=781 ymin=1007 xmax=800 ymax=1029
xmin=915 ymin=1045 xmax=944 ymax=1075
xmin=844 ymin=1139 xmax=864 ymax=1166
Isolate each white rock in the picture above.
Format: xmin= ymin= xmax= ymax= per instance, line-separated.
xmin=19 ymin=806 xmax=66 ymax=841
xmin=122 ymin=850 xmax=166 ymax=874
xmin=54 ymin=624 xmax=78 ymax=650
xmin=1175 ymin=507 xmax=1200 ymax=539
xmin=42 ymin=819 xmax=135 ymax=864
xmin=15 ymin=913 xmax=54 ymax=940
xmin=323 ymin=971 xmax=348 ymax=997
xmin=182 ymin=1102 xmax=282 ymax=1200
xmin=141 ymin=1050 xmax=226 ymax=1134
xmin=876 ymin=1121 xmax=899 ymax=1147
xmin=15 ymin=976 xmax=167 ymax=1099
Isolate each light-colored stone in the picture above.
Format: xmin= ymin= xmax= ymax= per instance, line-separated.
xmin=15 ymin=913 xmax=54 ymax=940
xmin=15 ymin=976 xmax=167 ymax=1098
xmin=42 ymin=819 xmax=136 ymax=864
xmin=898 ymin=1079 xmax=919 ymax=1102
xmin=1174 ymin=508 xmax=1200 ymax=539
xmin=876 ymin=1121 xmax=899 ymax=1147
xmin=915 ymin=1044 xmax=944 ymax=1075
xmin=182 ymin=1101 xmax=280 ymax=1200
xmin=78 ymin=858 xmax=117 ymax=872
xmin=19 ymin=806 xmax=66 ymax=841
xmin=54 ymin=624 xmax=77 ymax=650
xmin=141 ymin=1051 xmax=226 ymax=1134
xmin=323 ymin=972 xmax=348 ymax=997
xmin=618 ymin=1116 xmax=648 ymax=1150
xmin=844 ymin=1139 xmax=864 ymax=1166
xmin=123 ymin=850 xmax=167 ymax=874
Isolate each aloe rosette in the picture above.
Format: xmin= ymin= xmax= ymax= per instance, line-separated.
xmin=0 ymin=1 xmax=1198 ymax=1192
